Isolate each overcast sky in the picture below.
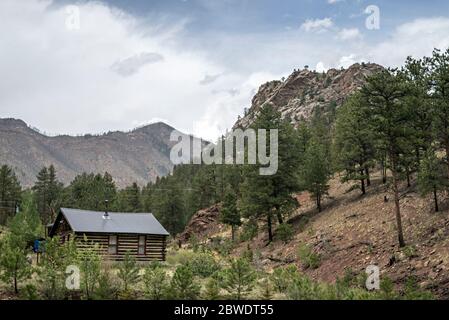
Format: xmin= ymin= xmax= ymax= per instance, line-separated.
xmin=1 ymin=0 xmax=449 ymax=141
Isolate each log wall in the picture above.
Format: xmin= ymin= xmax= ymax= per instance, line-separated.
xmin=74 ymin=232 xmax=167 ymax=262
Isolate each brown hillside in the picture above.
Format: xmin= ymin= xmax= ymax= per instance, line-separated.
xmin=181 ymin=171 xmax=449 ymax=298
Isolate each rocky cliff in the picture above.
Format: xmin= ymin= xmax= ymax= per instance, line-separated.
xmin=234 ymin=63 xmax=384 ymax=128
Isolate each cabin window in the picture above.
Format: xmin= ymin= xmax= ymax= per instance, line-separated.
xmin=138 ymin=235 xmax=146 ymax=255
xmin=108 ymin=235 xmax=118 ymax=254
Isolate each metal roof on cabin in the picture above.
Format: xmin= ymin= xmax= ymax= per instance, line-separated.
xmin=59 ymin=208 xmax=169 ymax=236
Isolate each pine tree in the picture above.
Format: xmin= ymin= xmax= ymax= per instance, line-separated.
xmin=361 ymin=69 xmax=412 ymax=247
xmin=220 ymin=185 xmax=241 ymax=241
xmin=334 ymin=93 xmax=375 ymax=195
xmin=170 ymin=265 xmax=201 ymax=300
xmin=427 ymin=49 xmax=449 ymax=179
xmin=240 ymin=104 xmax=302 ymax=242
xmin=301 ymin=139 xmax=330 ymax=212
xmin=417 ymin=149 xmax=448 ymax=212
xmin=117 ymin=252 xmax=140 ymax=296
xmin=33 ymin=165 xmax=63 ymax=223
xmin=143 ymin=264 xmax=168 ymax=300
xmin=220 ymin=258 xmax=256 ymax=300
xmin=0 ymin=165 xmax=21 ymax=225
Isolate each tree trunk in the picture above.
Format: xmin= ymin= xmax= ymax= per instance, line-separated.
xmin=406 ymin=166 xmax=411 ymax=188
xmin=317 ymin=194 xmax=322 ymax=212
xmin=360 ymin=170 xmax=366 ymax=195
xmin=391 ymin=156 xmax=406 ymax=248
xmin=445 ymin=138 xmax=449 ymax=180
xmin=275 ymin=205 xmax=283 ymax=225
xmin=381 ymin=157 xmax=387 ymax=184
xmin=433 ymin=186 xmax=439 ymax=213
xmin=365 ymin=167 xmax=371 ymax=187
xmin=267 ymin=214 xmax=273 ymax=243
xmin=231 ymin=225 xmax=235 ymax=241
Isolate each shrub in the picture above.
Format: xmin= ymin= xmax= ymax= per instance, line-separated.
xmin=297 ymin=244 xmax=321 ymax=269
xmin=94 ymin=268 xmax=119 ymax=300
xmin=186 ymin=252 xmax=221 ymax=278
xmin=220 ymin=258 xmax=257 ymax=300
xmin=276 ymin=223 xmax=294 ymax=243
xmin=117 ymin=252 xmax=140 ymax=298
xmin=203 ymin=276 xmax=221 ymax=300
xmin=170 ymin=265 xmax=201 ymax=300
xmin=270 ymin=265 xmax=299 ymax=293
xmin=143 ymin=265 xmax=169 ymax=300
xmin=239 ymin=222 xmax=258 ymax=242
xmin=166 ymin=249 xmax=196 ymax=266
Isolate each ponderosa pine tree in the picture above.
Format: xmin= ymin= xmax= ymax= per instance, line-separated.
xmin=0 ymin=165 xmax=21 ymax=225
xmin=361 ymin=69 xmax=412 ymax=247
xmin=418 ymin=149 xmax=448 ymax=212
xmin=33 ymin=165 xmax=63 ymax=223
xmin=117 ymin=182 xmax=141 ymax=212
xmin=427 ymin=49 xmax=449 ymax=180
xmin=0 ymin=195 xmax=42 ymax=294
xmin=220 ymin=185 xmax=241 ymax=241
xmin=239 ymin=104 xmax=302 ymax=242
xmin=301 ymin=138 xmax=330 ymax=212
xmin=334 ymin=93 xmax=376 ymax=195
xmin=66 ymin=172 xmax=117 ymax=211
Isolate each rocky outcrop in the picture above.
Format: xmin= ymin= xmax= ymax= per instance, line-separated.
xmin=234 ymin=63 xmax=384 ymax=128
xmin=178 ymin=204 xmax=222 ymax=244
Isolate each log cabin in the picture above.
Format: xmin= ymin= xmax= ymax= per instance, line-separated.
xmin=49 ymin=208 xmax=169 ymax=262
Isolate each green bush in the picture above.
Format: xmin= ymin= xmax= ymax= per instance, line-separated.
xmin=276 ymin=223 xmax=294 ymax=243
xmin=219 ymin=258 xmax=257 ymax=300
xmin=239 ymin=222 xmax=258 ymax=242
xmin=297 ymin=244 xmax=321 ymax=269
xmin=186 ymin=252 xmax=221 ymax=278
xmin=170 ymin=265 xmax=201 ymax=300
xmin=143 ymin=265 xmax=169 ymax=300
xmin=270 ymin=265 xmax=299 ymax=293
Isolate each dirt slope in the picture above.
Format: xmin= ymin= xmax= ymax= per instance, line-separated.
xmin=181 ymin=171 xmax=449 ymax=298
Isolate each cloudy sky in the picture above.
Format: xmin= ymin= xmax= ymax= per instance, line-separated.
xmin=1 ymin=0 xmax=449 ymax=141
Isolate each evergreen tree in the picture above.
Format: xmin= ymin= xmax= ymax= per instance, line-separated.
xmin=220 ymin=185 xmax=241 ymax=241
xmin=0 ymin=193 xmax=43 ymax=293
xmin=334 ymin=93 xmax=376 ymax=195
xmin=170 ymin=265 xmax=201 ymax=300
xmin=220 ymin=258 xmax=257 ymax=300
xmin=117 ymin=252 xmax=140 ymax=295
xmin=427 ymin=49 xmax=449 ymax=179
xmin=418 ymin=149 xmax=448 ymax=212
xmin=240 ymin=104 xmax=302 ymax=242
xmin=301 ymin=139 xmax=331 ymax=212
xmin=33 ymin=165 xmax=63 ymax=223
xmin=143 ymin=264 xmax=168 ymax=300
xmin=0 ymin=165 xmax=22 ymax=225
xmin=361 ymin=69 xmax=412 ymax=247
xmin=117 ymin=182 xmax=141 ymax=212
xmin=66 ymin=172 xmax=117 ymax=211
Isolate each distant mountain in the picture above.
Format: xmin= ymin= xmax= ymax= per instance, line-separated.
xmin=0 ymin=118 xmax=200 ymax=188
xmin=234 ymin=63 xmax=384 ymax=128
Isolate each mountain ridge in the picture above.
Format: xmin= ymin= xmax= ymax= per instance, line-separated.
xmin=0 ymin=118 xmax=197 ymax=188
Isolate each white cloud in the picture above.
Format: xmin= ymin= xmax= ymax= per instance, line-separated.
xmin=315 ymin=62 xmax=328 ymax=73
xmin=111 ymin=52 xmax=164 ymax=77
xmin=300 ymin=18 xmax=333 ymax=33
xmin=328 ymin=0 xmax=345 ymax=4
xmin=0 ymin=0 xmax=268 ymax=141
xmin=337 ymin=28 xmax=362 ymax=41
